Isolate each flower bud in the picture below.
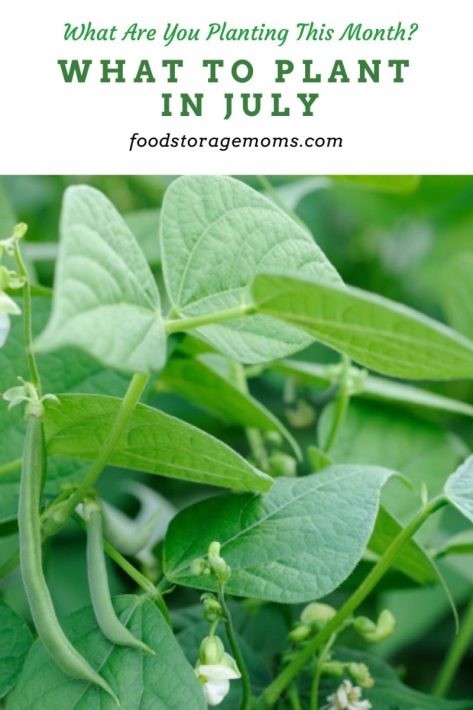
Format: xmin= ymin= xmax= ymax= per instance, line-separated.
xmin=199 ymin=635 xmax=225 ymax=665
xmin=263 ymin=431 xmax=283 ymax=447
xmin=353 ymin=616 xmax=377 ymax=637
xmin=13 ymin=223 xmax=28 ymax=240
xmin=208 ymin=541 xmax=221 ymax=559
xmin=190 ymin=557 xmax=209 ymax=576
xmin=354 ymin=610 xmax=395 ymax=642
xmin=201 ymin=594 xmax=222 ymax=623
xmin=301 ymin=602 xmax=337 ymax=626
xmin=348 ymin=662 xmax=374 ymax=688
xmin=288 ymin=624 xmax=311 ymax=642
xmin=0 ymin=267 xmax=25 ymax=291
xmin=322 ymin=661 xmax=344 ymax=678
xmin=269 ymin=452 xmax=297 ymax=478
xmin=208 ymin=541 xmax=231 ymax=583
xmin=285 ymin=399 xmax=316 ymax=428
xmin=370 ymin=609 xmax=395 ymax=642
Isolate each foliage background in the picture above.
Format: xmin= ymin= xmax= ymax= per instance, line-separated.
xmin=1 ymin=174 xmax=473 ymax=702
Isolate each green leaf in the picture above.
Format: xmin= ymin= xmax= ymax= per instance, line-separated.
xmin=320 ymin=649 xmax=471 ymax=709
xmin=7 ymin=595 xmax=206 ymax=709
xmin=307 ymin=445 xmax=333 ymax=472
xmin=319 ymin=401 xmax=466 ymax=523
xmin=444 ymin=455 xmax=473 ymax=523
xmin=0 ymin=182 xmax=16 ymax=237
xmin=159 ymin=354 xmax=299 ymax=456
xmin=124 ymin=209 xmax=161 ymax=266
xmin=443 ymin=252 xmax=473 ymax=339
xmin=277 ymin=360 xmax=473 ymax=418
xmin=253 ymin=273 xmax=473 ymax=380
xmin=369 ymin=507 xmax=443 ymax=586
xmin=332 ymin=175 xmax=421 ymax=193
xmin=0 ymin=600 xmax=33 ymax=699
xmin=43 ymin=394 xmax=272 ymax=493
xmin=160 ymin=176 xmax=340 ymax=363
xmin=164 ymin=465 xmax=394 ymax=603
xmin=436 ymin=529 xmax=473 ymax=558
xmin=34 ymin=186 xmax=165 ymax=374
xmin=0 ymin=298 xmax=129 ymax=524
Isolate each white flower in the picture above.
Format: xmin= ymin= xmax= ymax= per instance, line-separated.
xmin=195 ymin=656 xmax=241 ymax=706
xmin=0 ymin=292 xmax=21 ymax=348
xmin=327 ymin=679 xmax=372 ymax=710
xmin=195 ymin=641 xmax=241 ymax=707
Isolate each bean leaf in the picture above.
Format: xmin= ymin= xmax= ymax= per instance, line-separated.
xmin=0 ymin=298 xmax=129 ymax=524
xmin=277 ymin=359 xmax=473 ymax=419
xmin=43 ymin=394 xmax=272 ymax=493
xmin=7 ymin=596 xmax=205 ymax=709
xmin=436 ymin=529 xmax=473 ymax=558
xmin=368 ymin=507 xmax=440 ymax=586
xmin=319 ymin=400 xmax=466 ymax=523
xmin=443 ymin=252 xmax=473 ymax=339
xmin=34 ymin=186 xmax=165 ymax=374
xmin=159 ymin=353 xmax=300 ymax=457
xmin=0 ymin=600 xmax=33 ymax=699
xmin=252 ymin=272 xmax=473 ymax=379
xmin=160 ymin=175 xmax=340 ymax=363
xmin=444 ymin=455 xmax=473 ymax=523
xmin=164 ymin=465 xmax=395 ymax=603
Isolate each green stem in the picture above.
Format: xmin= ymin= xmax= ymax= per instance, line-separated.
xmin=323 ymin=355 xmax=351 ymax=454
xmin=246 ymin=428 xmax=269 ymax=471
xmin=13 ymin=241 xmax=41 ymax=393
xmin=310 ymin=634 xmax=336 ymax=710
xmin=165 ymin=304 xmax=255 ymax=335
xmin=233 ymin=363 xmax=269 ymax=471
xmin=287 ymin=684 xmax=303 ymax=710
xmin=218 ymin=585 xmax=252 ymax=710
xmin=0 ymin=458 xmax=22 ymax=477
xmin=433 ymin=595 xmax=473 ymax=697
xmin=43 ymin=372 xmax=150 ymax=534
xmin=256 ymin=496 xmax=448 ymax=709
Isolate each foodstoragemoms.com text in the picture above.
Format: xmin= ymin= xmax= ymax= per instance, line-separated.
xmin=128 ymin=132 xmax=343 ymax=151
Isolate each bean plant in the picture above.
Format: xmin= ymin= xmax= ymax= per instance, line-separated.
xmin=1 ymin=175 xmax=473 ymax=709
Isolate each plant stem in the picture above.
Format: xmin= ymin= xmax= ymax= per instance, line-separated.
xmin=323 ymin=355 xmax=351 ymax=454
xmin=218 ymin=585 xmax=252 ymax=710
xmin=233 ymin=362 xmax=270 ymax=471
xmin=0 ymin=458 xmax=22 ymax=477
xmin=165 ymin=303 xmax=255 ymax=335
xmin=287 ymin=683 xmax=303 ymax=710
xmin=310 ymin=634 xmax=336 ymax=710
xmin=246 ymin=428 xmax=269 ymax=471
xmin=13 ymin=241 xmax=41 ymax=393
xmin=43 ymin=372 xmax=150 ymax=535
xmin=256 ymin=496 xmax=448 ymax=708
xmin=433 ymin=595 xmax=473 ymax=697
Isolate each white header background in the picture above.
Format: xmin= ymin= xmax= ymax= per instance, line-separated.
xmin=0 ymin=0 xmax=471 ymax=174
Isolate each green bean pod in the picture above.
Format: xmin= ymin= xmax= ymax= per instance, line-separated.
xmin=85 ymin=500 xmax=155 ymax=655
xmin=102 ymin=504 xmax=161 ymax=557
xmin=19 ymin=414 xmax=119 ymax=705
